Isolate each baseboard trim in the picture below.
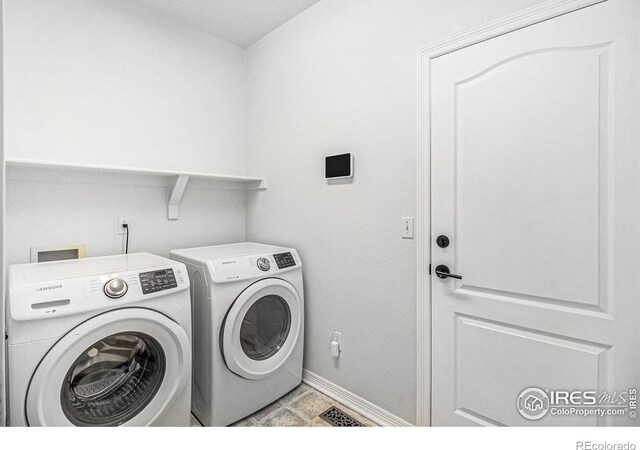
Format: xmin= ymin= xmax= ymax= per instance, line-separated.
xmin=302 ymin=369 xmax=413 ymax=427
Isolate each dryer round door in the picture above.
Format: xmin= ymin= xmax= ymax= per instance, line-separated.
xmin=222 ymin=278 xmax=302 ymax=380
xmin=26 ymin=308 xmax=191 ymax=427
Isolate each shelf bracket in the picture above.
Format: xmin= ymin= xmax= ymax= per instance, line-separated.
xmin=167 ymin=175 xmax=190 ymax=220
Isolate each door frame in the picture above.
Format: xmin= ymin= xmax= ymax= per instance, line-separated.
xmin=415 ymin=0 xmax=607 ymax=426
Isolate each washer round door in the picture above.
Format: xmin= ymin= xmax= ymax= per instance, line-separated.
xmin=26 ymin=308 xmax=191 ymax=427
xmin=222 ymin=278 xmax=302 ymax=380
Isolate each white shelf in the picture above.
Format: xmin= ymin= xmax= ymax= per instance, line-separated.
xmin=5 ymin=158 xmax=267 ymax=220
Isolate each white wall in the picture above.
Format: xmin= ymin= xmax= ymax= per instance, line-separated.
xmin=3 ymin=0 xmax=249 ymax=267
xmin=5 ymin=177 xmax=246 ymax=266
xmin=245 ymin=0 xmax=546 ymax=424
xmin=4 ymin=0 xmax=246 ymax=174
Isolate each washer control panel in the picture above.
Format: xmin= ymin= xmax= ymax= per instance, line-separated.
xmin=139 ymin=268 xmax=177 ymax=295
xmin=9 ymin=259 xmax=189 ymax=323
xmin=274 ymin=252 xmax=296 ymax=269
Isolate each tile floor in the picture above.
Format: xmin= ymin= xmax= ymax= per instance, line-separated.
xmin=190 ymin=383 xmax=376 ymax=427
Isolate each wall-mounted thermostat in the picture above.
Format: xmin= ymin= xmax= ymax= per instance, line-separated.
xmin=325 ymin=153 xmax=353 ymax=179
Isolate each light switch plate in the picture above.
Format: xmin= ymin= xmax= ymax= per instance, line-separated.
xmin=402 ymin=217 xmax=414 ymax=239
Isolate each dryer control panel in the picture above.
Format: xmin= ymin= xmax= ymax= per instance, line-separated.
xmin=274 ymin=252 xmax=296 ymax=269
xmin=206 ymin=248 xmax=301 ymax=283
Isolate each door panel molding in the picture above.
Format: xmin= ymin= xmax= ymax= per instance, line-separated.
xmin=454 ymin=284 xmax=611 ymax=318
xmin=454 ymin=44 xmax=611 ymax=87
xmin=452 ymin=314 xmax=611 ymax=426
xmin=451 ymin=43 xmax=612 ymax=313
xmin=416 ymin=0 xmax=610 ymax=427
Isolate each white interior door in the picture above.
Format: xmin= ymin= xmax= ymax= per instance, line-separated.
xmin=431 ymin=0 xmax=640 ymax=426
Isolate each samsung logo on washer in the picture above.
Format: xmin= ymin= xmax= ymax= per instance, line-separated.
xmin=222 ymin=261 xmax=237 ymax=265
xmin=36 ymin=284 xmax=63 ymax=292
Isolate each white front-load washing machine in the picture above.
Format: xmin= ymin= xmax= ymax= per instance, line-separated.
xmin=6 ymin=253 xmax=192 ymax=427
xmin=170 ymin=242 xmax=304 ymax=426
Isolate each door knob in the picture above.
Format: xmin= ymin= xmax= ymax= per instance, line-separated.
xmin=436 ymin=235 xmax=450 ymax=248
xmin=434 ymin=265 xmax=462 ymax=280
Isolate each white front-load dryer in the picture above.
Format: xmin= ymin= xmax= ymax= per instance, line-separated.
xmin=170 ymin=243 xmax=304 ymax=426
xmin=6 ymin=253 xmax=192 ymax=427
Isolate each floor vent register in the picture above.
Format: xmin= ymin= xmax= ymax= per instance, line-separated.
xmin=319 ymin=406 xmax=365 ymax=427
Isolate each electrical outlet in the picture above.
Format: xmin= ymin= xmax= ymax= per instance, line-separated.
xmin=118 ymin=217 xmax=129 ymax=235
xmin=331 ymin=330 xmax=342 ymax=358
